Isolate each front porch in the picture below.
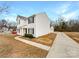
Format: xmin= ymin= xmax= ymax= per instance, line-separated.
xmin=17 ymin=26 xmax=35 ymax=36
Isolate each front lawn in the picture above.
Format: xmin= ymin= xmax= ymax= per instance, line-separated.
xmin=65 ymin=32 xmax=79 ymax=43
xmin=0 ymin=33 xmax=48 ymax=58
xmin=0 ymin=33 xmax=17 ymax=39
xmin=32 ymin=33 xmax=56 ymax=46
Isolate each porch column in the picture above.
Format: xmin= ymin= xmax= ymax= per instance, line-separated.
xmin=21 ymin=28 xmax=24 ymax=36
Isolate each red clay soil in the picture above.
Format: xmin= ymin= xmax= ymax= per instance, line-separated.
xmin=0 ymin=34 xmax=48 ymax=58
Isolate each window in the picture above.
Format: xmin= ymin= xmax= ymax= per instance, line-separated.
xmin=18 ymin=19 xmax=20 ymax=24
xmin=17 ymin=17 xmax=20 ymax=24
xmin=28 ymin=16 xmax=34 ymax=24
xmin=28 ymin=28 xmax=34 ymax=34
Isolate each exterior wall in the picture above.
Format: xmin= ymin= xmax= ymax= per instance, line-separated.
xmin=27 ymin=22 xmax=36 ymax=36
xmin=17 ymin=29 xmax=20 ymax=35
xmin=35 ymin=13 xmax=50 ymax=37
xmin=16 ymin=16 xmax=28 ymax=36
xmin=27 ymin=23 xmax=35 ymax=28
xmin=17 ymin=28 xmax=22 ymax=35
xmin=17 ymin=18 xmax=27 ymax=29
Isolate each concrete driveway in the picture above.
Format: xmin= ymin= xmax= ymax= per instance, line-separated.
xmin=47 ymin=32 xmax=79 ymax=58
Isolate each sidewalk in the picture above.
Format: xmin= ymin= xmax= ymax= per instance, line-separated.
xmin=47 ymin=32 xmax=79 ymax=58
xmin=15 ymin=36 xmax=50 ymax=51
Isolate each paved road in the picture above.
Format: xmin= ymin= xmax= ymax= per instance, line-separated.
xmin=47 ymin=32 xmax=79 ymax=58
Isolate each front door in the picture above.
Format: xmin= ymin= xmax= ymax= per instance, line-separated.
xmin=23 ymin=28 xmax=27 ymax=35
xmin=25 ymin=28 xmax=27 ymax=34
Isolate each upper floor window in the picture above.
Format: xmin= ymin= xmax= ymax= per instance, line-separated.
xmin=18 ymin=19 xmax=20 ymax=24
xmin=28 ymin=16 xmax=34 ymax=24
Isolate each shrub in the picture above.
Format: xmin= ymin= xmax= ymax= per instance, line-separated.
xmin=24 ymin=33 xmax=35 ymax=39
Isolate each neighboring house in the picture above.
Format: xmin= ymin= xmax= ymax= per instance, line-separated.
xmin=0 ymin=21 xmax=8 ymax=32
xmin=0 ymin=25 xmax=8 ymax=32
xmin=16 ymin=12 xmax=54 ymax=37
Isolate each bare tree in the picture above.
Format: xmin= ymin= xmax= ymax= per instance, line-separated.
xmin=0 ymin=2 xmax=10 ymax=14
xmin=0 ymin=2 xmax=10 ymax=31
xmin=54 ymin=16 xmax=79 ymax=32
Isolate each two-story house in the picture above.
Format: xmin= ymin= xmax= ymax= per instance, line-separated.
xmin=16 ymin=12 xmax=53 ymax=37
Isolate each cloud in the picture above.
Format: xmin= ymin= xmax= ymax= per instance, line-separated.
xmin=56 ymin=3 xmax=71 ymax=15
xmin=5 ymin=16 xmax=16 ymax=22
xmin=62 ymin=10 xmax=79 ymax=21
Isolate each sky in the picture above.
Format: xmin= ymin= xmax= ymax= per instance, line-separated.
xmin=0 ymin=1 xmax=79 ymax=22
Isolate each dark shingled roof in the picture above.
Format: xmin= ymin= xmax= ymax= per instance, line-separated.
xmin=17 ymin=15 xmax=27 ymax=20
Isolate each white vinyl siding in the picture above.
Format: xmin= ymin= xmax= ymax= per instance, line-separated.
xmin=18 ymin=20 xmax=20 ymax=24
